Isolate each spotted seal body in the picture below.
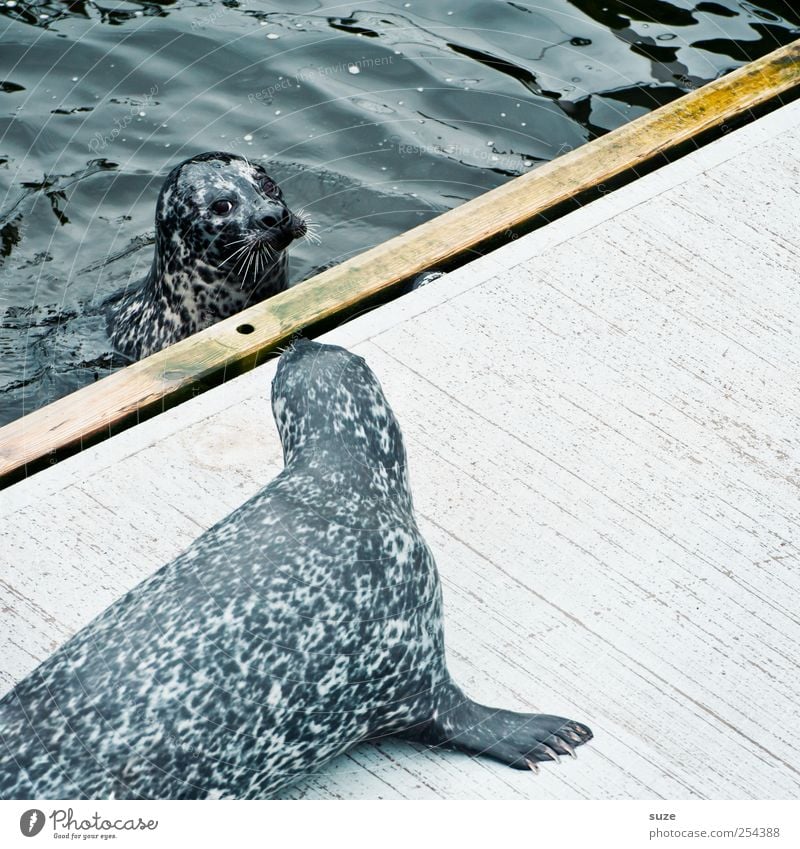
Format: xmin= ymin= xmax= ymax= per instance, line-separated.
xmin=107 ymin=152 xmax=307 ymax=360
xmin=0 ymin=340 xmax=592 ymax=799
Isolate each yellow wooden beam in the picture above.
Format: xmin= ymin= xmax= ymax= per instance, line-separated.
xmin=2 ymin=40 xmax=799 ymax=483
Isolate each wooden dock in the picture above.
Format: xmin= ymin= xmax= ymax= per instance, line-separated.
xmin=3 ymin=99 xmax=800 ymax=800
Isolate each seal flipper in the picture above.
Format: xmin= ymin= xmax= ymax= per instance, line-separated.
xmin=401 ymin=683 xmax=592 ymax=770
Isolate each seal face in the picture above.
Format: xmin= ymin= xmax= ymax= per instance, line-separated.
xmin=0 ymin=340 xmax=592 ymax=799
xmin=107 ymin=152 xmax=307 ymax=360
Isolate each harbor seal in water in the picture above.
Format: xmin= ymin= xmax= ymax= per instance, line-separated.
xmin=0 ymin=153 xmax=309 ymax=426
xmin=0 ymin=339 xmax=592 ymax=799
xmin=107 ymin=151 xmax=307 ymax=360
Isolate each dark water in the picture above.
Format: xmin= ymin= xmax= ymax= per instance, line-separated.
xmin=1 ymin=1 xmax=798 ymax=425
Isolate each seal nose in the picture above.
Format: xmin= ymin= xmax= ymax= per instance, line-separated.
xmin=280 ymin=337 xmax=323 ymax=363
xmin=259 ymin=209 xmax=290 ymax=230
xmin=291 ymin=336 xmax=316 ymax=350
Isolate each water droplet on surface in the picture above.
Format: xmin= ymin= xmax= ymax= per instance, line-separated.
xmin=244 ymin=134 xmax=253 ymax=141
xmin=348 ymin=64 xmax=360 ymax=74
xmin=266 ymin=33 xmax=279 ymax=40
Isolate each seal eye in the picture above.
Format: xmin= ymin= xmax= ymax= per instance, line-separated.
xmin=211 ymin=199 xmax=235 ymax=216
xmin=260 ymin=177 xmax=278 ymax=196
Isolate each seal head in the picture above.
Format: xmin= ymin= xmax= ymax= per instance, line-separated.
xmin=272 ymin=338 xmax=413 ymax=509
xmin=108 ymin=152 xmax=307 ymax=360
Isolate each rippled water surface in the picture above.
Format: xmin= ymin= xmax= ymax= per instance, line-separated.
xmin=1 ymin=1 xmax=798 ymax=424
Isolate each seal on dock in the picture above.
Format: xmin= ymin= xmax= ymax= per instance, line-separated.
xmin=0 ymin=339 xmax=592 ymax=799
xmin=107 ymin=152 xmax=307 ymax=360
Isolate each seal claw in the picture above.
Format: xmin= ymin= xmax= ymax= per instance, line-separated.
xmin=541 ymin=744 xmax=561 ymax=763
xmin=557 ymin=739 xmax=577 ymax=759
xmin=524 ymin=758 xmax=540 ymax=774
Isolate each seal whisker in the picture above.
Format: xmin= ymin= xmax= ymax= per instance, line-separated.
xmin=233 ymin=241 xmax=256 ymax=281
xmin=243 ymin=242 xmax=259 ymax=285
xmin=299 ymin=209 xmax=322 ymax=246
xmin=253 ymin=242 xmax=265 ymax=284
xmin=225 ymin=234 xmax=260 ymax=249
xmin=249 ymin=240 xmax=265 ymax=283
xmin=254 ymin=237 xmax=277 ymax=267
xmin=221 ymin=241 xmax=257 ymax=267
xmin=224 ymin=239 xmax=256 ymax=258
xmin=225 ymin=231 xmax=263 ymax=254
xmin=304 ymin=228 xmax=322 ymax=246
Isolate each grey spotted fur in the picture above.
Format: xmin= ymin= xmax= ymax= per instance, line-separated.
xmin=107 ymin=152 xmax=306 ymax=360
xmin=0 ymin=340 xmax=592 ymax=799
